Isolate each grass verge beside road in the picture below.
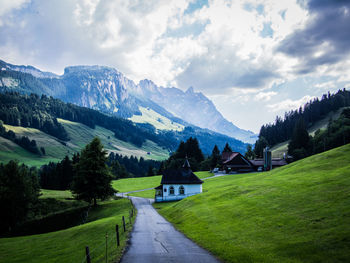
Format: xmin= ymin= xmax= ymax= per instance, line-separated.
xmin=0 ymin=198 xmax=135 ymax=263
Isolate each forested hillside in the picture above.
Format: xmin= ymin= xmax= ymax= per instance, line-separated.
xmin=258 ymin=89 xmax=350 ymax=146
xmin=0 ymin=92 xmax=247 ymax=157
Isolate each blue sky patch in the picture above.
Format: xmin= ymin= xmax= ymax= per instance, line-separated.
xmin=260 ymin=22 xmax=274 ymax=38
xmin=184 ymin=0 xmax=208 ymax=15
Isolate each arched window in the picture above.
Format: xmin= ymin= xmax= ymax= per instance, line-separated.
xmin=179 ymin=185 xmax=185 ymax=195
xmin=169 ymin=186 xmax=175 ymax=195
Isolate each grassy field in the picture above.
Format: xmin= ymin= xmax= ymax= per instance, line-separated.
xmin=40 ymin=189 xmax=73 ymax=199
xmin=0 ymin=118 xmax=169 ymax=166
xmin=154 ymin=144 xmax=350 ymax=262
xmin=0 ymin=198 xmax=135 ymax=263
xmin=112 ymin=171 xmax=213 ymax=198
xmin=129 ymin=106 xmax=184 ymax=131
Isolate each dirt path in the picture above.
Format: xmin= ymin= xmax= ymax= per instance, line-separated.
xmin=120 ymin=196 xmax=220 ymax=263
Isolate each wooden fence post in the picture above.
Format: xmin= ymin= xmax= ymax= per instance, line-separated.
xmin=116 ymin=224 xmax=120 ymax=247
xmin=122 ymin=216 xmax=126 ymax=232
xmin=105 ymin=233 xmax=108 ymax=263
xmin=85 ymin=246 xmax=91 ymax=263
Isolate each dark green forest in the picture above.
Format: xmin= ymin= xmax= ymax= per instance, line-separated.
xmin=254 ymin=89 xmax=350 ymax=160
xmin=257 ymin=89 xmax=350 ymax=147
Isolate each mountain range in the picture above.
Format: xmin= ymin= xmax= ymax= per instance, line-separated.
xmin=0 ymin=59 xmax=256 ymax=143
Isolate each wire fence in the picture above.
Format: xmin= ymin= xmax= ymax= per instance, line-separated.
xmin=80 ymin=203 xmax=135 ymax=263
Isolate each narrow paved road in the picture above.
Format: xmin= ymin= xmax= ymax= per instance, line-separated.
xmin=121 ymin=196 xmax=220 ymax=263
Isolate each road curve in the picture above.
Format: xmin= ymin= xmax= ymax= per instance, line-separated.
xmin=121 ymin=196 xmax=220 ymax=263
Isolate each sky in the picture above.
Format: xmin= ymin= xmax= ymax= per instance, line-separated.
xmin=0 ymin=0 xmax=350 ymax=133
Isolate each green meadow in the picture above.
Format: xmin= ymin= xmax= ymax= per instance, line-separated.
xmin=112 ymin=171 xmax=213 ymax=198
xmin=154 ymin=144 xmax=350 ymax=262
xmin=0 ymin=198 xmax=134 ymax=263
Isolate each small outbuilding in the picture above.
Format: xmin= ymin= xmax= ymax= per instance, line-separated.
xmin=155 ymin=158 xmax=203 ymax=202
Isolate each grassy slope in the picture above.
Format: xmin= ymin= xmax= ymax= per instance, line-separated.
xmin=40 ymin=189 xmax=73 ymax=200
xmin=129 ymin=106 xmax=184 ymax=131
xmin=0 ymin=118 xmax=169 ymax=166
xmin=154 ymin=144 xmax=350 ymax=263
xmin=0 ymin=198 xmax=134 ymax=263
xmin=112 ymin=171 xmax=214 ymax=198
xmin=271 ymin=107 xmax=348 ymax=158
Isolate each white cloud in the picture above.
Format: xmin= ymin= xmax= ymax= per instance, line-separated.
xmin=267 ymin=95 xmax=315 ymax=112
xmin=0 ymin=0 xmax=349 ymax=133
xmin=254 ymin=91 xmax=277 ymax=101
xmin=0 ymin=0 xmax=29 ymax=25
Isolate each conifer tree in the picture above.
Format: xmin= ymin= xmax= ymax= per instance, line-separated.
xmin=244 ymin=145 xmax=255 ymax=160
xmin=210 ymin=145 xmax=221 ymax=168
xmin=147 ymin=166 xmax=154 ymax=177
xmin=223 ymin=143 xmax=232 ymax=153
xmin=0 ymin=161 xmax=40 ymax=232
xmin=288 ymin=118 xmax=311 ymax=160
xmin=71 ymin=137 xmax=115 ymax=206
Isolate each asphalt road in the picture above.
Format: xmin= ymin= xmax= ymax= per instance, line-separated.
xmin=121 ymin=196 xmax=220 ymax=263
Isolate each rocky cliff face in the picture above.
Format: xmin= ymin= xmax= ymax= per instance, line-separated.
xmin=0 ymin=60 xmax=257 ymax=143
xmin=135 ymin=79 xmax=257 ymax=143
xmin=61 ymin=66 xmax=141 ymax=117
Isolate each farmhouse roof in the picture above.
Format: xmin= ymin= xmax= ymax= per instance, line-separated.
xmin=222 ymin=152 xmax=240 ymax=164
xmin=161 ymin=169 xmax=203 ymax=185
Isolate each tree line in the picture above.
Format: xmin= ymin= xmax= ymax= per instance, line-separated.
xmin=257 ymin=89 xmax=350 ymax=148
xmin=162 ymin=137 xmax=235 ymax=172
xmin=107 ymin=152 xmax=161 ymax=179
xmin=253 ymin=89 xmax=350 ymax=160
xmin=286 ymin=108 xmax=350 ymax=160
xmin=0 ymin=137 xmax=115 ymax=234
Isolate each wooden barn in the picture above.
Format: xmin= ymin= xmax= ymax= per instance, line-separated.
xmin=221 ymin=152 xmax=255 ymax=173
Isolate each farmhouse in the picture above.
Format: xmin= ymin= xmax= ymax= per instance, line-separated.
xmin=221 ymin=147 xmax=288 ymax=173
xmin=222 ymin=151 xmax=255 ymax=173
xmin=155 ymin=158 xmax=203 ymax=202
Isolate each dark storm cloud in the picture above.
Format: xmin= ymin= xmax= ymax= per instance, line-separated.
xmin=277 ymin=0 xmax=350 ymax=74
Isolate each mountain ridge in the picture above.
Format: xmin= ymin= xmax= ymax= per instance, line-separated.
xmin=0 ymin=59 xmax=256 ymax=143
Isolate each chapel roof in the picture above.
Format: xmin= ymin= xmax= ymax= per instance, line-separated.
xmin=160 ymin=169 xmax=203 ymax=185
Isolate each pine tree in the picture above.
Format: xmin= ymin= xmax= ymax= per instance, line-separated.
xmin=244 ymin=145 xmax=255 ymax=160
xmin=210 ymin=145 xmax=221 ymax=168
xmin=71 ymin=137 xmax=115 ymax=206
xmin=0 ymin=161 xmax=40 ymax=232
xmin=288 ymin=118 xmax=311 ymax=160
xmin=223 ymin=143 xmax=232 ymax=153
xmin=254 ymin=136 xmax=268 ymax=158
xmin=147 ymin=166 xmax=154 ymax=177
xmin=157 ymin=161 xmax=165 ymax=175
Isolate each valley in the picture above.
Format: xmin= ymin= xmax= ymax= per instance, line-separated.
xmin=1 ymin=2 xmax=349 ymax=262
xmin=1 ymin=117 xmax=169 ymax=167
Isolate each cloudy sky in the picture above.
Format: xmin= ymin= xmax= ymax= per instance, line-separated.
xmin=1 ymin=0 xmax=350 ymax=133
